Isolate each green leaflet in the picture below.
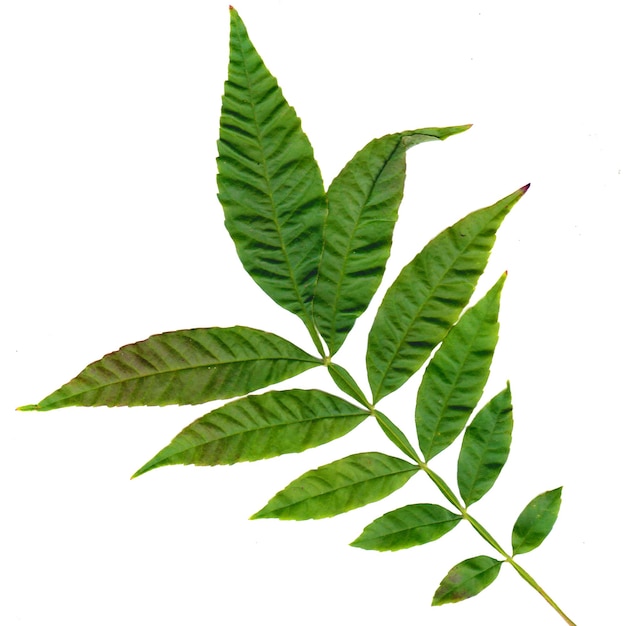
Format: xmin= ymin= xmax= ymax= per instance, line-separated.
xmin=415 ymin=275 xmax=505 ymax=461
xmin=18 ymin=327 xmax=320 ymax=411
xmin=251 ymin=452 xmax=418 ymax=520
xmin=132 ymin=389 xmax=369 ymax=478
xmin=457 ymin=385 xmax=513 ymax=506
xmin=374 ymin=410 xmax=419 ymax=462
xmin=432 ymin=556 xmax=502 ymax=605
xmin=512 ymin=487 xmax=562 ymax=555
xmin=351 ymin=503 xmax=462 ymax=552
xmin=314 ymin=126 xmax=471 ymax=356
xmin=327 ymin=363 xmax=371 ymax=408
xmin=217 ymin=8 xmax=326 ymax=350
xmin=366 ymin=185 xmax=529 ymax=402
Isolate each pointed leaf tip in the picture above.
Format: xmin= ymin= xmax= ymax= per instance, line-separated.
xmin=521 ymin=182 xmax=531 ymax=193
xmin=441 ymin=124 xmax=472 ymax=138
xmin=16 ymin=404 xmax=38 ymax=411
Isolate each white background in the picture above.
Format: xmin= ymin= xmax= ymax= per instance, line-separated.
xmin=1 ymin=1 xmax=624 ymax=624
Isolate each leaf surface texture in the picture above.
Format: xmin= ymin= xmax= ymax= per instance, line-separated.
xmin=23 ymin=327 xmax=319 ymax=410
xmin=351 ymin=503 xmax=461 ymax=551
xmin=415 ymin=275 xmax=505 ymax=461
xmin=314 ymin=126 xmax=471 ymax=355
xmin=251 ymin=452 xmax=418 ymax=520
xmin=217 ymin=8 xmax=326 ymax=341
xmin=457 ymin=385 xmax=513 ymax=506
xmin=512 ymin=487 xmax=562 ymax=555
xmin=432 ymin=555 xmax=502 ymax=605
xmin=133 ymin=389 xmax=368 ymax=477
xmin=367 ymin=186 xmax=528 ymax=402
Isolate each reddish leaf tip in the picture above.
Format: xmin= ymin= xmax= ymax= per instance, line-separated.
xmin=229 ymin=4 xmax=235 ymax=9
xmin=521 ymin=182 xmax=531 ymax=193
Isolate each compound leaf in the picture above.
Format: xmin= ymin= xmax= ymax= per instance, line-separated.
xmin=416 ymin=275 xmax=505 ymax=461
xmin=19 ymin=327 xmax=320 ymax=411
xmin=457 ymin=384 xmax=513 ymax=506
xmin=512 ymin=487 xmax=562 ymax=555
xmin=251 ymin=452 xmax=418 ymax=520
xmin=351 ymin=503 xmax=462 ymax=552
xmin=367 ymin=185 xmax=528 ymax=402
xmin=314 ymin=125 xmax=471 ymax=355
xmin=217 ymin=8 xmax=326 ymax=343
xmin=432 ymin=556 xmax=502 ymax=605
xmin=132 ymin=389 xmax=369 ymax=477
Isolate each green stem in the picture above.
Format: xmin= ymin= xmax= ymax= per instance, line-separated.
xmin=326 ymin=360 xmax=577 ymax=625
xmin=506 ymin=559 xmax=577 ymax=626
xmin=419 ymin=461 xmax=577 ymax=624
xmin=419 ymin=458 xmax=577 ymax=624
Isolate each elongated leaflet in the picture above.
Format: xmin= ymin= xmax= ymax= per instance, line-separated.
xmin=457 ymin=385 xmax=513 ymax=506
xmin=217 ymin=8 xmax=326 ymax=350
xmin=132 ymin=389 xmax=369 ymax=477
xmin=415 ymin=275 xmax=506 ymax=461
xmin=251 ymin=452 xmax=418 ymax=520
xmin=18 ymin=327 xmax=320 ymax=411
xmin=366 ymin=186 xmax=528 ymax=402
xmin=314 ymin=126 xmax=471 ymax=355
xmin=352 ymin=503 xmax=462 ymax=552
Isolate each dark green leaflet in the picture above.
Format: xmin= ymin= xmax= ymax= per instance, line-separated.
xmin=366 ymin=186 xmax=528 ymax=402
xmin=217 ymin=8 xmax=326 ymax=350
xmin=415 ymin=275 xmax=505 ymax=461
xmin=457 ymin=385 xmax=513 ymax=506
xmin=314 ymin=126 xmax=471 ymax=356
xmin=512 ymin=488 xmax=562 ymax=555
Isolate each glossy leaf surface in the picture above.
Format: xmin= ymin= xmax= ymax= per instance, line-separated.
xmin=432 ymin=556 xmax=502 ymax=605
xmin=19 ymin=327 xmax=320 ymax=411
xmin=132 ymin=389 xmax=369 ymax=477
xmin=457 ymin=384 xmax=513 ymax=506
xmin=351 ymin=503 xmax=462 ymax=552
xmin=217 ymin=8 xmax=326 ymax=340
xmin=416 ymin=275 xmax=505 ymax=461
xmin=367 ymin=186 xmax=528 ymax=402
xmin=512 ymin=487 xmax=562 ymax=555
xmin=314 ymin=126 xmax=471 ymax=355
xmin=251 ymin=452 xmax=418 ymax=520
